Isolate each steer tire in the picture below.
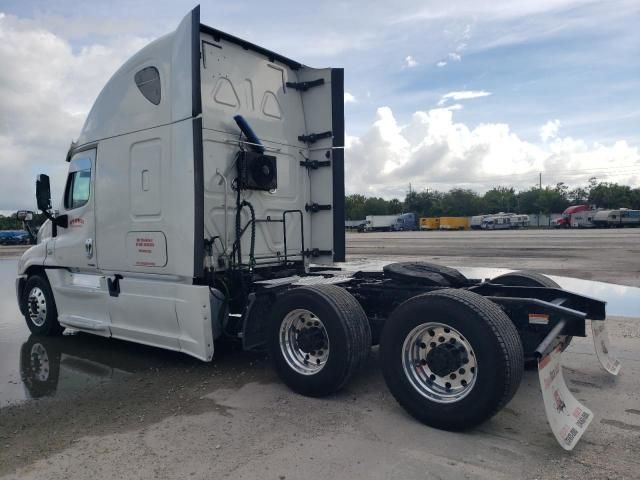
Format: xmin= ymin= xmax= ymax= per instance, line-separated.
xmin=268 ymin=285 xmax=371 ymax=397
xmin=380 ymin=289 xmax=524 ymax=431
xmin=491 ymin=270 xmax=572 ymax=368
xmin=22 ymin=274 xmax=63 ymax=336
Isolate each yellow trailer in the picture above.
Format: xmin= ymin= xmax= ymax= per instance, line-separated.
xmin=439 ymin=217 xmax=470 ymax=230
xmin=420 ymin=217 xmax=440 ymax=230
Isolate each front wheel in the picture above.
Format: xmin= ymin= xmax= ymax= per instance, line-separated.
xmin=22 ymin=274 xmax=63 ymax=336
xmin=268 ymin=285 xmax=371 ymax=397
xmin=380 ymin=289 xmax=524 ymax=431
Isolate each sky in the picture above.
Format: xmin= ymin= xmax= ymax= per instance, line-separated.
xmin=0 ymin=0 xmax=639 ymax=212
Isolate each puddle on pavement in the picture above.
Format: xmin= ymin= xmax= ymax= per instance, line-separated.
xmin=0 ymin=260 xmax=204 ymax=408
xmin=340 ymin=259 xmax=640 ymax=318
xmin=1 ymin=257 xmax=638 ymax=408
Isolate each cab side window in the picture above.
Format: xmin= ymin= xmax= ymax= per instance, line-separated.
xmin=64 ymin=158 xmax=92 ymax=210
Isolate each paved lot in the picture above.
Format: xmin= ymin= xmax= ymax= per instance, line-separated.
xmin=1 ymin=230 xmax=639 ymax=480
xmin=347 ymin=229 xmax=640 ymax=287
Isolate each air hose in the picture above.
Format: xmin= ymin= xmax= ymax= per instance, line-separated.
xmin=234 ymin=187 xmax=256 ymax=268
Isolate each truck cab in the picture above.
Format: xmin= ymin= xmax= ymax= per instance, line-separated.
xmin=17 ymin=6 xmax=344 ymax=362
xmin=553 ymin=204 xmax=589 ymax=228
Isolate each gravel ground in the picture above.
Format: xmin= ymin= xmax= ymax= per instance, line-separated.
xmin=1 ymin=230 xmax=639 ymax=479
xmin=347 ymin=229 xmax=640 ymax=287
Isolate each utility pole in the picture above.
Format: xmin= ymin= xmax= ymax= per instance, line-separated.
xmin=538 ymin=172 xmax=542 ymax=227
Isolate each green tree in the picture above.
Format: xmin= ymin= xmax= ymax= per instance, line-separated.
xmin=588 ymin=182 xmax=633 ymax=208
xmin=482 ymin=187 xmax=517 ymax=213
xmin=404 ymin=190 xmax=443 ymax=217
xmin=345 ymin=194 xmax=367 ymax=220
xmin=440 ymin=189 xmax=482 ymax=216
xmin=387 ymin=198 xmax=403 ymax=214
xmin=516 ymin=187 xmax=541 ymax=213
xmin=538 ymin=187 xmax=570 ymax=213
xmin=363 ymin=196 xmax=390 ymax=215
xmin=568 ymin=186 xmax=589 ymax=204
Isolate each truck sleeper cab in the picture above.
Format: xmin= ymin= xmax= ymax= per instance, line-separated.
xmin=17 ymin=6 xmax=624 ymax=451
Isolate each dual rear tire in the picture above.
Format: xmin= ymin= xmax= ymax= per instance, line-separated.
xmin=268 ymin=285 xmax=371 ymax=397
xmin=380 ymin=289 xmax=524 ymax=430
xmin=269 ymin=285 xmax=524 ymax=431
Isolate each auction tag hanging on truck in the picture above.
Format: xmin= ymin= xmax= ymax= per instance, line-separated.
xmin=538 ymin=344 xmax=593 ymax=450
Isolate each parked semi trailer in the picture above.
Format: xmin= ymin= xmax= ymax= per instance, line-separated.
xmin=593 ymin=209 xmax=640 ymax=228
xmin=420 ymin=217 xmax=440 ymax=230
xmin=17 ymin=6 xmax=624 ymax=450
xmin=470 ymin=215 xmax=488 ymax=230
xmin=481 ymin=213 xmax=529 ymax=230
xmin=365 ymin=213 xmax=416 ymax=231
xmin=439 ymin=217 xmax=470 ymax=230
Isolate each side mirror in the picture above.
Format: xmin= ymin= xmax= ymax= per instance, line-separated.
xmin=17 ymin=210 xmax=34 ymax=221
xmin=36 ymin=175 xmax=52 ymax=212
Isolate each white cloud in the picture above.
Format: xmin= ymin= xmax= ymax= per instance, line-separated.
xmin=540 ymin=119 xmax=561 ymax=142
xmin=345 ymin=106 xmax=640 ymax=198
xmin=438 ymin=90 xmax=492 ymax=105
xmin=0 ymin=14 xmax=150 ymax=211
xmin=448 ymin=52 xmax=462 ymax=61
xmin=404 ymin=55 xmax=418 ymax=68
xmin=436 ymin=61 xmax=447 ymax=67
xmin=344 ymin=92 xmax=357 ymax=103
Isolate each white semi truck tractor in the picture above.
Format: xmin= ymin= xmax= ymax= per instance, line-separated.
xmin=17 ymin=6 xmax=624 ymax=450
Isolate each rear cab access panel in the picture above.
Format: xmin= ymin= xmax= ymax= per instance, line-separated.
xmin=198 ymin=21 xmax=344 ymax=269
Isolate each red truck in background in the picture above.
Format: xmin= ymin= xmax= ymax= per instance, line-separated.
xmin=553 ymin=205 xmax=594 ymax=228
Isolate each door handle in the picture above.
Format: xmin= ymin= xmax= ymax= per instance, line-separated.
xmin=85 ymin=238 xmax=93 ymax=258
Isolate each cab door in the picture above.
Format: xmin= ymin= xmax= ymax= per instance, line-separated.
xmin=54 ymin=149 xmax=97 ymax=270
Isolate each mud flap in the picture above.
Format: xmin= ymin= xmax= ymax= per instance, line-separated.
xmin=538 ymin=344 xmax=593 ymax=450
xmin=591 ymin=320 xmax=621 ymax=375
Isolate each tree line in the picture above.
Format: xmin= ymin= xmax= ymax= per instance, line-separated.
xmin=0 ymin=212 xmax=48 ymax=231
xmin=2 ymin=178 xmax=639 ymax=228
xmin=345 ymin=179 xmax=640 ymax=220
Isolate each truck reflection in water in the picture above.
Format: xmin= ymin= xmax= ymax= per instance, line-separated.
xmin=19 ymin=334 xmax=187 ymax=400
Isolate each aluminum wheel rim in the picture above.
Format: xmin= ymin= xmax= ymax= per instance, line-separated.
xmin=279 ymin=309 xmax=330 ymax=375
xmin=30 ymin=343 xmax=50 ymax=381
xmin=402 ymin=322 xmax=477 ymax=404
xmin=27 ymin=287 xmax=47 ymax=327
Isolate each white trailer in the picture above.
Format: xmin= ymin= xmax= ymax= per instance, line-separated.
xmin=365 ymin=215 xmax=400 ymax=231
xmin=509 ymin=214 xmax=530 ymax=228
xmin=365 ymin=213 xmax=416 ymax=231
xmin=570 ymin=211 xmax=596 ymax=228
xmin=481 ymin=214 xmax=511 ymax=230
xmin=16 ymin=6 xmax=624 ymax=450
xmin=481 ymin=213 xmax=528 ymax=230
xmin=470 ymin=215 xmax=488 ymax=230
xmin=593 ymin=209 xmax=640 ymax=227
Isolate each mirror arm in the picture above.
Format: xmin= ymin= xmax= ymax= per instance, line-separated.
xmin=55 ymin=214 xmax=68 ymax=229
xmin=39 ymin=210 xmax=67 ymax=237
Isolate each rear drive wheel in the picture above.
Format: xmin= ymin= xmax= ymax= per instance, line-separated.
xmin=491 ymin=270 xmax=572 ymax=367
xmin=22 ymin=274 xmax=63 ymax=336
xmin=380 ymin=289 xmax=523 ymax=430
xmin=269 ymin=285 xmax=371 ymax=397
